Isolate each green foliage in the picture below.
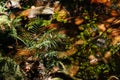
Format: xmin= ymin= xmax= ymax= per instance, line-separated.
xmin=0 ymin=55 xmax=23 ymax=80
xmin=15 ymin=17 xmax=67 ymax=49
xmin=31 ymin=29 xmax=66 ymax=50
xmin=25 ymin=18 xmax=51 ymax=30
xmin=36 ymin=51 xmax=59 ymax=69
xmin=0 ymin=15 xmax=10 ymax=26
xmin=53 ymin=12 xmax=67 ymax=23
xmin=0 ymin=0 xmax=120 ymax=80
xmin=0 ymin=5 xmax=10 ymax=29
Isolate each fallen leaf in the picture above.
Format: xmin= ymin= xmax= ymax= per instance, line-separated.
xmin=67 ymin=65 xmax=79 ymax=77
xmin=20 ymin=6 xmax=54 ymax=18
xmin=91 ymin=0 xmax=107 ymax=4
xmin=9 ymin=13 xmax=16 ymax=19
xmin=57 ymin=46 xmax=77 ymax=58
xmin=97 ymin=23 xmax=106 ymax=32
xmin=90 ymin=58 xmax=98 ymax=66
xmin=75 ymin=39 xmax=84 ymax=45
xmin=104 ymin=51 xmax=111 ymax=59
xmin=112 ymin=36 xmax=120 ymax=45
xmin=105 ymin=17 xmax=116 ymax=23
xmin=20 ymin=9 xmax=31 ymax=17
xmin=58 ymin=30 xmax=67 ymax=34
xmin=105 ymin=1 xmax=112 ymax=7
xmin=15 ymin=49 xmax=35 ymax=57
xmin=46 ymin=23 xmax=60 ymax=29
xmin=110 ymin=10 xmax=119 ymax=17
xmin=110 ymin=28 xmax=120 ymax=37
xmin=74 ymin=17 xmax=84 ymax=25
xmin=89 ymin=54 xmax=96 ymax=60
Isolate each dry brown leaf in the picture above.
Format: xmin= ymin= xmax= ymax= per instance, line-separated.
xmin=66 ymin=47 xmax=77 ymax=56
xmin=110 ymin=10 xmax=119 ymax=17
xmin=105 ymin=17 xmax=116 ymax=23
xmin=91 ymin=0 xmax=107 ymax=4
xmin=57 ymin=47 xmax=77 ymax=58
xmin=52 ymin=66 xmax=60 ymax=72
xmin=58 ymin=30 xmax=67 ymax=34
xmin=20 ymin=9 xmax=31 ymax=17
xmin=109 ymin=28 xmax=120 ymax=37
xmin=20 ymin=6 xmax=54 ymax=18
xmin=91 ymin=0 xmax=112 ymax=7
xmin=74 ymin=17 xmax=84 ymax=25
xmin=75 ymin=39 xmax=84 ymax=45
xmin=105 ymin=1 xmax=112 ymax=7
xmin=112 ymin=36 xmax=120 ymax=45
xmin=54 ymin=1 xmax=61 ymax=12
xmin=78 ymin=26 xmax=84 ymax=31
xmin=113 ymin=19 xmax=120 ymax=25
xmin=9 ymin=13 xmax=16 ymax=19
xmin=97 ymin=23 xmax=106 ymax=32
xmin=89 ymin=54 xmax=96 ymax=60
xmin=46 ymin=23 xmax=60 ymax=29
xmin=15 ymin=49 xmax=35 ymax=57
xmin=67 ymin=65 xmax=79 ymax=77
xmin=104 ymin=51 xmax=111 ymax=59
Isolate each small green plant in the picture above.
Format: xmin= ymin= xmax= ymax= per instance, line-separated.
xmin=0 ymin=54 xmax=23 ymax=80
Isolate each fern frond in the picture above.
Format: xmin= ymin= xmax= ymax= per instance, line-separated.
xmin=0 ymin=4 xmax=7 ymax=12
xmin=10 ymin=18 xmax=21 ymax=27
xmin=36 ymin=51 xmax=58 ymax=59
xmin=9 ymin=27 xmax=28 ymax=46
xmin=30 ymin=29 xmax=66 ymax=50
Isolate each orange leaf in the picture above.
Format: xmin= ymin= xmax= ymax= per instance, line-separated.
xmin=110 ymin=10 xmax=119 ymax=17
xmin=110 ymin=28 xmax=120 ymax=37
xmin=15 ymin=49 xmax=35 ymax=57
xmin=58 ymin=30 xmax=67 ymax=34
xmin=20 ymin=9 xmax=31 ymax=17
xmin=75 ymin=39 xmax=84 ymax=45
xmin=91 ymin=0 xmax=107 ymax=4
xmin=105 ymin=1 xmax=112 ymax=7
xmin=57 ymin=46 xmax=77 ymax=58
xmin=67 ymin=65 xmax=79 ymax=77
xmin=105 ymin=17 xmax=116 ymax=23
xmin=46 ymin=23 xmax=60 ymax=29
xmin=9 ymin=13 xmax=16 ymax=19
xmin=112 ymin=36 xmax=120 ymax=45
xmin=97 ymin=23 xmax=106 ymax=32
xmin=89 ymin=54 xmax=96 ymax=60
xmin=74 ymin=17 xmax=84 ymax=25
xmin=104 ymin=51 xmax=111 ymax=59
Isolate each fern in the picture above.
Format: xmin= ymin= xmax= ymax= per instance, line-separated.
xmin=18 ymin=18 xmax=66 ymax=50
xmin=9 ymin=22 xmax=28 ymax=46
xmin=3 ymin=16 xmax=32 ymax=47
xmin=0 ymin=3 xmax=7 ymax=12
xmin=35 ymin=51 xmax=59 ymax=69
xmin=30 ymin=29 xmax=66 ymax=50
xmin=0 ymin=4 xmax=27 ymax=46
